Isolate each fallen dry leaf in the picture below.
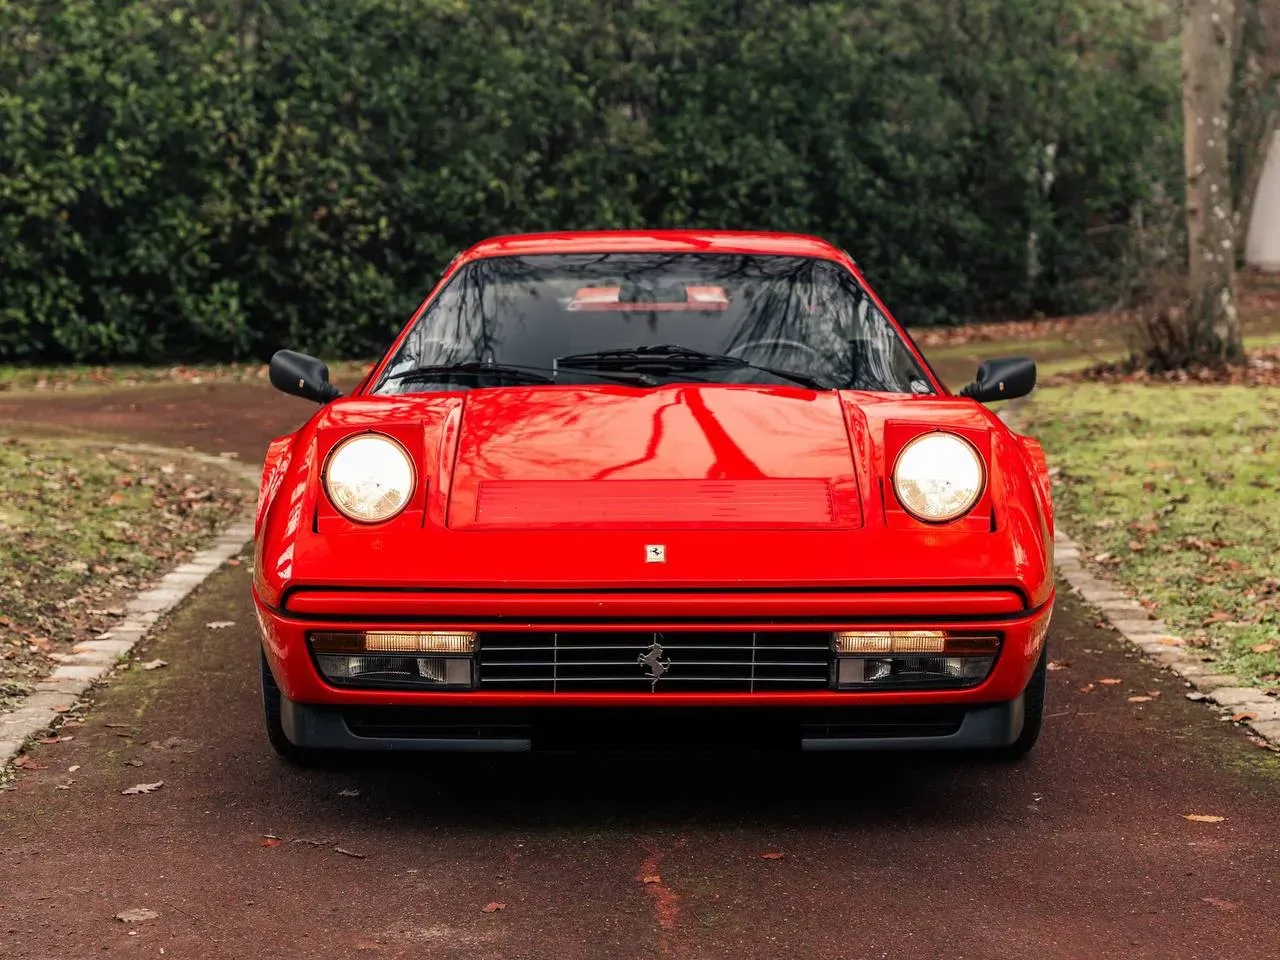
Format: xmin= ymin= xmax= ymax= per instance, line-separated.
xmin=1128 ymin=696 xmax=1153 ymax=703
xmin=759 ymin=852 xmax=785 ymax=860
xmin=260 ymin=837 xmax=282 ymax=848
xmin=482 ymin=902 xmax=506 ymax=913
xmin=1047 ymin=660 xmax=1071 ymax=671
xmin=114 ymin=908 xmax=159 ymax=923
xmin=1183 ymin=814 xmax=1227 ymax=823
xmin=1232 ymin=712 xmax=1258 ymax=723
xmin=140 ymin=659 xmax=167 ymax=671
xmin=121 ymin=781 xmax=164 ymax=796
xmin=1099 ymin=678 xmax=1123 ymax=685
xmin=642 ymin=875 xmax=661 ymax=885
xmin=1251 ymin=643 xmax=1276 ymax=654
xmin=1080 ymin=683 xmax=1096 ymax=694
xmin=147 ymin=736 xmax=196 ymax=752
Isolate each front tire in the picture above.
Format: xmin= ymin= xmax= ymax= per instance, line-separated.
xmin=260 ymin=650 xmax=330 ymax=767
xmin=990 ymin=646 xmax=1047 ymax=761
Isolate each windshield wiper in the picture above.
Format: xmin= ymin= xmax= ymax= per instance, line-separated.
xmin=382 ymin=360 xmax=655 ymax=387
xmin=555 ymin=344 xmax=831 ymax=390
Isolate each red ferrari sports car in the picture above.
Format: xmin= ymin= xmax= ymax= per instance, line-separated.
xmin=254 ymin=230 xmax=1053 ymax=762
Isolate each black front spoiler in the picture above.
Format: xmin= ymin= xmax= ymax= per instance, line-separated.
xmin=280 ymin=697 xmax=1025 ymax=753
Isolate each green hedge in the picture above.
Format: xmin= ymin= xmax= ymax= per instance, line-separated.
xmin=0 ymin=0 xmax=1180 ymax=362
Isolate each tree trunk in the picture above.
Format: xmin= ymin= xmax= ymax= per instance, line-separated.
xmin=1233 ymin=0 xmax=1280 ymax=256
xmin=1183 ymin=0 xmax=1245 ymax=363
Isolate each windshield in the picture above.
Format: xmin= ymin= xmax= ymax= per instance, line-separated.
xmin=372 ymin=253 xmax=932 ymax=395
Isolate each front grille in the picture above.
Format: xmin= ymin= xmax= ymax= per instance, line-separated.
xmin=477 ymin=630 xmax=831 ymax=692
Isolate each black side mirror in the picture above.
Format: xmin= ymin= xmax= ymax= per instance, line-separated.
xmin=269 ymin=350 xmax=342 ymax=404
xmin=958 ymin=356 xmax=1036 ymax=403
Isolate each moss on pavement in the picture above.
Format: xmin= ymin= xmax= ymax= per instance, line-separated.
xmin=1022 ymin=383 xmax=1280 ymax=689
xmin=0 ymin=436 xmax=252 ymax=711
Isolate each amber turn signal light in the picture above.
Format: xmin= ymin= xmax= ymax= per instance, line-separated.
xmin=833 ymin=630 xmax=998 ymax=655
xmin=310 ymin=630 xmax=477 ymax=655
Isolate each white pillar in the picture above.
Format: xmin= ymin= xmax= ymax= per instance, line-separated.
xmin=1245 ymin=130 xmax=1280 ymax=272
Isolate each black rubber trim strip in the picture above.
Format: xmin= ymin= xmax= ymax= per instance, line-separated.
xmin=267 ymin=602 xmax=1051 ymax=628
xmin=278 ymin=697 xmax=1023 ymax=753
xmin=801 ymin=697 xmax=1023 ymax=751
xmin=278 ymin=582 xmax=1035 ymax=611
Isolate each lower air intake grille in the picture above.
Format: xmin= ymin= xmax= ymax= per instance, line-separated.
xmin=477 ymin=630 xmax=831 ymax=692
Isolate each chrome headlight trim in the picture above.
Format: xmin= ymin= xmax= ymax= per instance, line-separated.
xmin=891 ymin=431 xmax=986 ymax=523
xmin=322 ymin=432 xmax=416 ymax=524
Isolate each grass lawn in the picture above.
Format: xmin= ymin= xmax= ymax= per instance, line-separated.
xmin=1021 ymin=384 xmax=1280 ymax=689
xmin=0 ymin=437 xmax=252 ymax=711
xmin=920 ymin=322 xmax=1280 ymax=390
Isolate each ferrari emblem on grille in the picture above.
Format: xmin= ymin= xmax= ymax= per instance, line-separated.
xmin=645 ymin=544 xmax=666 ymax=563
xmin=638 ymin=641 xmax=671 ymax=681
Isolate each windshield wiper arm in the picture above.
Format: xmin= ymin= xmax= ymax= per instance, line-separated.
xmin=382 ymin=360 xmax=654 ymax=387
xmin=555 ymin=344 xmax=830 ymax=390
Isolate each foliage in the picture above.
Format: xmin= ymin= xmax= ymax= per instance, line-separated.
xmin=0 ymin=0 xmax=1182 ymax=362
xmin=1022 ymin=383 xmax=1280 ymax=690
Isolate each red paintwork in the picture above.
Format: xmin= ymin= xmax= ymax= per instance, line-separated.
xmin=254 ymin=230 xmax=1054 ymax=714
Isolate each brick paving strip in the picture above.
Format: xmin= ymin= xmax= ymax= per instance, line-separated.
xmin=0 ymin=441 xmax=258 ymax=765
xmin=1001 ymin=401 xmax=1280 ymax=749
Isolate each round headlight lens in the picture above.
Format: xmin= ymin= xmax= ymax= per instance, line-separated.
xmin=324 ymin=433 xmax=415 ymax=523
xmin=893 ymin=432 xmax=985 ymax=522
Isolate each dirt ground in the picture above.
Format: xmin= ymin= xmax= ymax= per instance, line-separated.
xmin=1 ymin=378 xmax=1279 ymax=959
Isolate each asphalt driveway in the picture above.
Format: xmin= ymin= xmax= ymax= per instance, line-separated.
xmin=2 ymin=383 xmax=1279 ymax=959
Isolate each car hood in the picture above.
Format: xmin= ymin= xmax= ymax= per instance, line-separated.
xmin=445 ymin=385 xmax=862 ymax=529
xmin=253 ymin=385 xmax=1053 ymax=605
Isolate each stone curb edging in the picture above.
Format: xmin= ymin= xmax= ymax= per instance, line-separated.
xmin=1000 ymin=401 xmax=1280 ymax=749
xmin=0 ymin=442 xmax=259 ymax=767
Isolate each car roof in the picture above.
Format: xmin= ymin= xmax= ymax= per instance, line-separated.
xmin=459 ymin=230 xmax=848 ymax=261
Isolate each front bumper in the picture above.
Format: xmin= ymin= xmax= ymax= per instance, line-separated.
xmin=257 ymin=585 xmax=1050 ymax=751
